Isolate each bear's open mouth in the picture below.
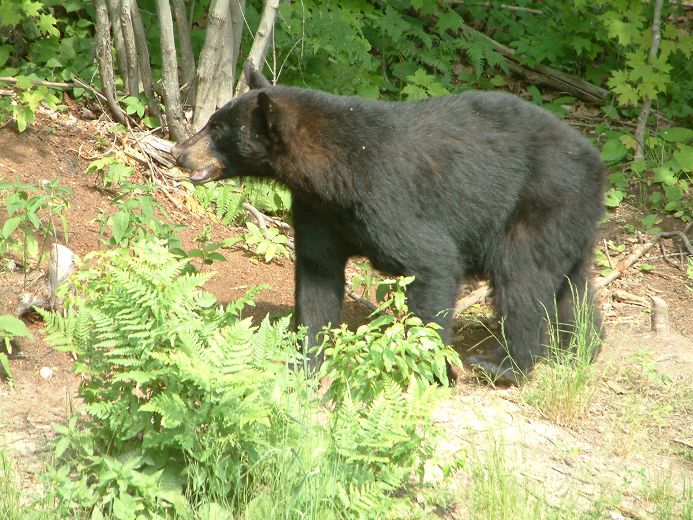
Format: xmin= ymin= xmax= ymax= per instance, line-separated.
xmin=188 ymin=163 xmax=222 ymax=184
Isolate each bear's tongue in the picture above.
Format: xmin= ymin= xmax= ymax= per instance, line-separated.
xmin=189 ymin=164 xmax=219 ymax=183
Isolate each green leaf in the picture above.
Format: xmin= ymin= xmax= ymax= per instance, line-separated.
xmin=642 ymin=214 xmax=658 ymax=228
xmin=604 ymin=188 xmax=625 ymax=208
xmin=15 ymin=106 xmax=34 ymax=132
xmin=0 ymin=46 xmax=10 ymax=67
xmin=660 ymin=127 xmax=693 ymax=143
xmin=112 ymin=210 xmax=130 ymax=244
xmin=601 ymin=139 xmax=627 ymax=163
xmin=14 ymin=75 xmax=33 ymax=90
xmin=639 ymin=264 xmax=655 ymax=272
xmin=2 ymin=216 xmax=21 ymax=238
xmin=653 ymin=166 xmax=677 ymax=186
xmin=26 ymin=233 xmax=38 ymax=258
xmin=673 ymin=145 xmax=693 ymax=172
xmin=0 ymin=315 xmax=31 ymax=338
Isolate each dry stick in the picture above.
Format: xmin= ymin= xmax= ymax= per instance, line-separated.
xmin=464 ymin=24 xmax=608 ymax=103
xmin=191 ymin=0 xmax=231 ymax=131
xmin=448 ymin=1 xmax=543 ymax=14
xmin=119 ymin=0 xmax=140 ymax=96
xmin=0 ymin=76 xmax=75 ymax=89
xmin=153 ymin=0 xmax=186 ymax=141
xmin=129 ymin=0 xmax=163 ymax=125
xmin=242 ymin=202 xmax=268 ymax=230
xmin=104 ymin=0 xmax=129 ymax=89
xmin=595 ymin=230 xmax=693 ymax=290
xmin=402 ymin=1 xmax=609 ymax=103
xmin=235 ymin=0 xmax=281 ymax=97
xmin=455 ymin=284 xmax=491 ymax=314
xmin=171 ymin=0 xmax=197 ymax=104
xmin=93 ymin=0 xmax=128 ymax=125
xmin=634 ymin=0 xmax=665 ymax=161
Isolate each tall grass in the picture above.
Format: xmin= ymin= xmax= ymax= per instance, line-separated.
xmin=522 ymin=284 xmax=602 ymax=426
xmin=0 ymin=450 xmax=22 ymax=520
xmin=462 ymin=437 xmax=603 ymax=520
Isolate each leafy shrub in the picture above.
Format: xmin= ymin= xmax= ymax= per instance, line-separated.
xmin=0 ymin=178 xmax=71 ymax=270
xmin=39 ymin=240 xmax=459 ymax=518
xmin=320 ymin=276 xmax=462 ymax=404
xmin=0 ymin=315 xmax=32 ymax=385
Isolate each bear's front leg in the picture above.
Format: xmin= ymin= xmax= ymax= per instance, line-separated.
xmin=293 ymin=201 xmax=350 ymax=370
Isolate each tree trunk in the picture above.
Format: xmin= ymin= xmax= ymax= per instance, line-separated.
xmin=104 ymin=0 xmax=129 ymax=89
xmin=634 ymin=0 xmax=665 ymax=161
xmin=119 ymin=0 xmax=140 ymax=95
xmin=171 ymin=0 xmax=196 ymax=104
xmin=235 ymin=0 xmax=281 ymax=97
xmin=214 ymin=11 xmax=236 ymax=108
xmin=130 ymin=0 xmax=162 ymax=124
xmin=93 ymin=0 xmax=127 ymax=124
xmin=153 ymin=0 xmax=186 ymax=141
xmin=192 ymin=0 xmax=231 ymax=131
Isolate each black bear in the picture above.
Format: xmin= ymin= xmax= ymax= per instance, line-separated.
xmin=172 ymin=63 xmax=605 ymax=384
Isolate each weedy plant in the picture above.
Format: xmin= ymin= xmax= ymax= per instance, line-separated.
xmin=522 ymin=284 xmax=603 ymax=426
xmin=38 ymin=240 xmax=459 ymax=519
xmin=237 ymin=221 xmax=292 ymax=263
xmin=320 ymin=276 xmax=462 ymax=404
xmin=94 ymin=182 xmax=185 ymax=252
xmin=0 ymin=315 xmax=32 ymax=386
xmin=0 ymin=179 xmax=71 ymax=276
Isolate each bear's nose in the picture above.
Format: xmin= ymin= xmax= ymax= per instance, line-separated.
xmin=170 ymin=145 xmax=181 ymax=161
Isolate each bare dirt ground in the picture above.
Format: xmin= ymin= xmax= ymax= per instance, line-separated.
xmin=1 ymin=109 xmax=691 ymax=517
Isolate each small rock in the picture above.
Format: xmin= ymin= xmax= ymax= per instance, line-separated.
xmin=39 ymin=366 xmax=54 ymax=380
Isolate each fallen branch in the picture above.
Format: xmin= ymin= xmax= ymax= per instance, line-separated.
xmin=461 ymin=24 xmax=608 ymax=102
xmin=345 ymin=284 xmax=378 ymax=313
xmin=0 ymin=77 xmax=76 ymax=89
xmin=243 ymin=202 xmax=268 ymax=229
xmin=455 ymin=283 xmax=491 ymax=314
xmin=595 ymin=230 xmax=693 ymax=290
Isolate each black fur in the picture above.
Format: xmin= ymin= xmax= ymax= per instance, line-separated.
xmin=172 ymin=64 xmax=606 ymax=383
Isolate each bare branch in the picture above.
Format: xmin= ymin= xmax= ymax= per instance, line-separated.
xmin=634 ymin=0 xmax=665 ymax=160
xmin=235 ymin=0 xmax=281 ymax=97
xmin=153 ymin=0 xmax=187 ymax=141
xmin=595 ymin=230 xmax=692 ymax=290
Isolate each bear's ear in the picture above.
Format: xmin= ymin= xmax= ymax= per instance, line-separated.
xmin=256 ymin=91 xmax=285 ymax=147
xmin=245 ymin=61 xmax=271 ymax=90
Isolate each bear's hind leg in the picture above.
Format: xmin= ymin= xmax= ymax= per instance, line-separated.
xmin=468 ymin=257 xmax=563 ymax=384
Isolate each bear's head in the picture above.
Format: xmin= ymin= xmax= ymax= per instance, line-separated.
xmin=171 ymin=62 xmax=289 ymax=184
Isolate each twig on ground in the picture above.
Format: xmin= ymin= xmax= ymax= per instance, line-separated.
xmin=455 ymin=283 xmax=491 ymax=314
xmin=603 ymin=239 xmax=613 ymax=269
xmin=345 ymin=284 xmax=378 ymax=313
xmin=672 ymin=438 xmax=693 ymax=450
xmin=242 ymin=202 xmax=268 ymax=229
xmin=595 ymin=230 xmax=693 ymax=290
